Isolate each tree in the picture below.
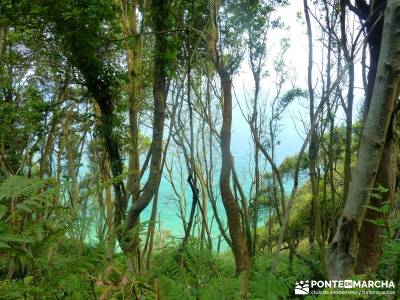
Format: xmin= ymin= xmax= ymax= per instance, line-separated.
xmin=347 ymin=0 xmax=400 ymax=274
xmin=327 ymin=0 xmax=400 ymax=279
xmin=207 ymin=0 xmax=250 ymax=295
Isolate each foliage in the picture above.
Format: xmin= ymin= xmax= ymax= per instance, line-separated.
xmin=0 ymin=0 xmax=399 ymax=298
xmin=151 ymin=243 xmax=238 ymax=299
xmin=0 ymin=176 xmax=97 ymax=299
xmin=150 ymin=243 xmax=296 ymax=299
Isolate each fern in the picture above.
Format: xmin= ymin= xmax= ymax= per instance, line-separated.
xmin=0 ymin=205 xmax=7 ymax=219
xmin=0 ymin=241 xmax=10 ymax=248
xmin=0 ymin=233 xmax=34 ymax=244
xmin=249 ymin=274 xmax=290 ymax=299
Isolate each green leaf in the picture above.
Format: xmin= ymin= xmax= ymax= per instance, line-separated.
xmin=365 ymin=218 xmax=385 ymax=227
xmin=16 ymin=203 xmax=33 ymax=213
xmin=0 ymin=233 xmax=34 ymax=244
xmin=370 ymin=193 xmax=382 ymax=200
xmin=0 ymin=205 xmax=7 ymax=219
xmin=0 ymin=241 xmax=10 ymax=248
xmin=377 ymin=184 xmax=389 ymax=193
xmin=381 ymin=204 xmax=390 ymax=215
xmin=363 ymin=204 xmax=381 ymax=212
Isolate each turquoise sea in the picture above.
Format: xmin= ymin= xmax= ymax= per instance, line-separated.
xmin=138 ymin=102 xmax=304 ymax=251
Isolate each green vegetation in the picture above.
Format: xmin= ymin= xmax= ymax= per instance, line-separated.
xmin=1 ymin=0 xmax=400 ymax=299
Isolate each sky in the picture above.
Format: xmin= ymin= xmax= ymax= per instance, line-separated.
xmin=231 ymin=1 xmax=310 ymax=171
xmin=151 ymin=2 xmax=311 ymax=243
xmin=231 ymin=0 xmax=365 ymax=172
xmin=119 ymin=1 xmax=367 ymax=249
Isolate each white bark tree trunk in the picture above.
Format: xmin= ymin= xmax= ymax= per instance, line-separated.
xmin=327 ymin=0 xmax=400 ymax=279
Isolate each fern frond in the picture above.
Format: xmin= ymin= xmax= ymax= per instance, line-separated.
xmin=0 ymin=241 xmax=10 ymax=248
xmin=0 ymin=205 xmax=7 ymax=219
xmin=0 ymin=233 xmax=34 ymax=244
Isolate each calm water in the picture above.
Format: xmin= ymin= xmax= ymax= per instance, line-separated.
xmin=138 ymin=102 xmax=304 ymax=251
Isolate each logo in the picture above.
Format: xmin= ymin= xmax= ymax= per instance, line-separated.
xmin=344 ymin=280 xmax=353 ymax=288
xmin=294 ymin=279 xmax=395 ymax=296
xmin=295 ymin=280 xmax=309 ymax=295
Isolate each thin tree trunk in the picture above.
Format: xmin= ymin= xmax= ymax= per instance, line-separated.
xmin=208 ymin=2 xmax=250 ymax=295
xmin=196 ymin=167 xmax=213 ymax=249
xmin=202 ymin=75 xmax=233 ymax=249
xmin=271 ymin=133 xmax=310 ymax=273
xmin=39 ymin=118 xmax=58 ymax=179
xmin=94 ymin=103 xmax=115 ymax=257
xmin=64 ymin=122 xmax=79 ymax=210
xmin=145 ymin=189 xmax=159 ymax=271
xmin=304 ymin=0 xmax=326 ymax=276
xmin=143 ymin=98 xmax=175 ymax=271
xmin=120 ymin=0 xmax=144 ymax=268
xmin=340 ymin=0 xmax=354 ymax=201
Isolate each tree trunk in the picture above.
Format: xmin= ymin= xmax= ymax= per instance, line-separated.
xmin=64 ymin=121 xmax=79 ymax=210
xmin=93 ymin=103 xmax=115 ymax=257
xmin=350 ymin=0 xmax=400 ymax=274
xmin=124 ymin=0 xmax=168 ymax=250
xmin=327 ymin=0 xmax=400 ymax=279
xmin=39 ymin=118 xmax=57 ymax=179
xmin=340 ymin=0 xmax=354 ymax=201
xmin=207 ymin=1 xmax=250 ymax=295
xmin=219 ymin=74 xmax=250 ymax=276
xmin=353 ymin=0 xmax=399 ymax=274
xmin=356 ymin=103 xmax=399 ymax=274
xmin=271 ymin=133 xmax=310 ymax=273
xmin=120 ymin=0 xmax=143 ymax=265
xmin=304 ymin=0 xmax=326 ymax=276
